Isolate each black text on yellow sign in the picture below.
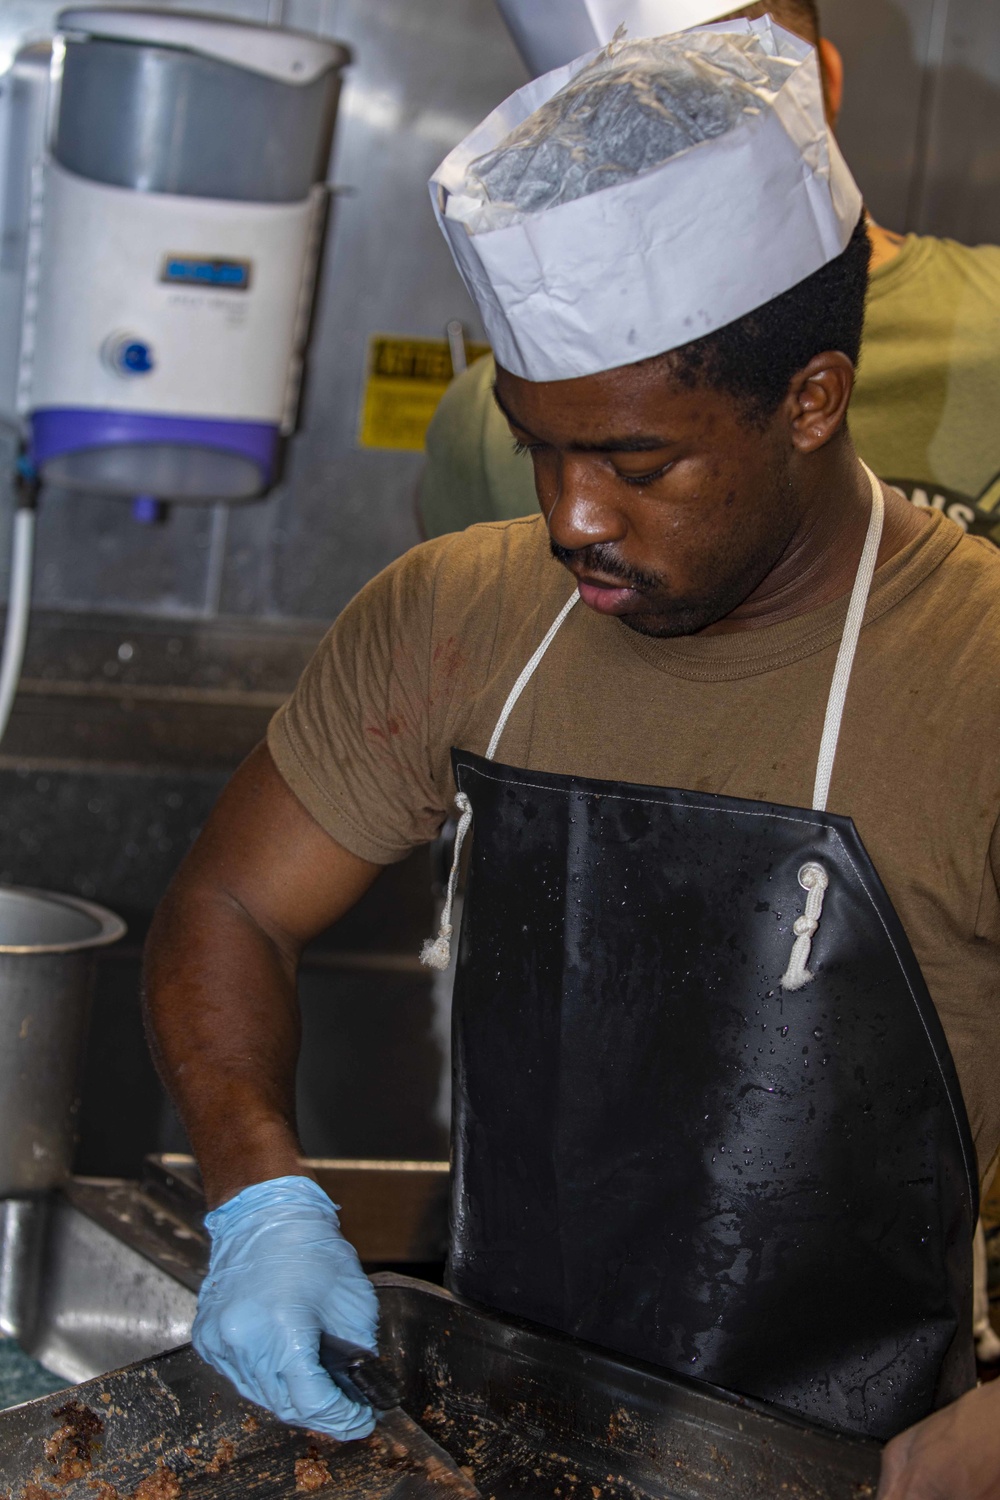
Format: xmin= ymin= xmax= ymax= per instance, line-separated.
xmin=359 ymin=334 xmax=489 ymax=452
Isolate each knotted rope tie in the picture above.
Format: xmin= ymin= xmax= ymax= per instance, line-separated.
xmin=780 ymin=862 xmax=829 ymax=992
xmin=420 ymin=791 xmax=473 ymax=971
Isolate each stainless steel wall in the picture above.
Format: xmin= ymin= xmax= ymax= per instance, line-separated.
xmin=0 ymin=0 xmax=997 ymax=627
xmin=827 ymin=0 xmax=1000 ymax=243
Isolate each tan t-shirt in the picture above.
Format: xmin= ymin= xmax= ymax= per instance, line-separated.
xmin=270 ymin=509 xmax=1000 ymax=1180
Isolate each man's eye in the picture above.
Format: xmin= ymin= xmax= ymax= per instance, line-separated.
xmin=618 ymin=464 xmax=670 ymax=487
xmin=511 ymin=438 xmax=534 ymax=457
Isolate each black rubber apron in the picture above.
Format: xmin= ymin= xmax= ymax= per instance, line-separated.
xmin=422 ymin=469 xmax=978 ymax=1441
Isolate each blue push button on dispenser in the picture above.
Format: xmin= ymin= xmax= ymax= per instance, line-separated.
xmin=122 ymin=341 xmax=154 ymax=373
xmin=102 ymin=332 xmax=155 ymax=378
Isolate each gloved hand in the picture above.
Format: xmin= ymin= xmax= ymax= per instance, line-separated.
xmin=193 ymin=1175 xmax=379 ymax=1440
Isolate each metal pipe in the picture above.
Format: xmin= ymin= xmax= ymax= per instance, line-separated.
xmin=0 ymin=484 xmax=36 ymax=748
xmin=0 ymin=1196 xmax=48 ymax=1343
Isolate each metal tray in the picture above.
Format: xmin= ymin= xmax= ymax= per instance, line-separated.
xmin=0 ymin=1273 xmax=881 ymax=1499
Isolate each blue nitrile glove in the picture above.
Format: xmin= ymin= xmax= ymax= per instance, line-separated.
xmin=193 ymin=1175 xmax=379 ymax=1440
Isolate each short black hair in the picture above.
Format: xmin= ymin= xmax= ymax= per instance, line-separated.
xmin=720 ymin=1 xmax=821 ymax=44
xmin=663 ymin=211 xmax=870 ymax=426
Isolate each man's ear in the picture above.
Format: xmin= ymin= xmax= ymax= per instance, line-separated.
xmin=787 ymin=351 xmax=854 ymax=454
xmin=817 ymin=37 xmax=844 ymax=128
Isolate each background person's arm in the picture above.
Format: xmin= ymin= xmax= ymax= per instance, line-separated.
xmin=143 ymin=739 xmax=381 ymax=1210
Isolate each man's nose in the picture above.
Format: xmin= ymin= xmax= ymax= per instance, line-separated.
xmin=544 ymin=457 xmax=626 ymax=553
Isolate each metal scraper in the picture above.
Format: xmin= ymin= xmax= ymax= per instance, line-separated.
xmin=319 ymin=1334 xmax=482 ymax=1499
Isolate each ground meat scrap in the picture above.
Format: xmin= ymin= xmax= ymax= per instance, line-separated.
xmin=202 ymin=1438 xmax=235 ymax=1475
xmin=13 ymin=1469 xmax=178 ymax=1500
xmin=294 ymin=1454 xmax=332 ymax=1492
xmin=130 ymin=1463 xmax=181 ymax=1500
xmin=42 ymin=1401 xmax=105 ymax=1484
xmin=12 ymin=1393 xmax=185 ymax=1500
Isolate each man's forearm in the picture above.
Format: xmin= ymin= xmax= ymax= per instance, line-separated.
xmin=143 ymin=882 xmax=306 ymax=1208
xmin=141 ymin=742 xmax=383 ymax=1209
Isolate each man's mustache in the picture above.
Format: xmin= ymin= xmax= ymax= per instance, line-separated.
xmin=549 ymin=538 xmax=662 ymax=593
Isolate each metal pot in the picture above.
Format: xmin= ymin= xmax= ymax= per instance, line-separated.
xmin=0 ymin=885 xmax=125 ymax=1197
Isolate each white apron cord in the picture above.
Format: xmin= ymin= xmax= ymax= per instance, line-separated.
xmin=485 ymin=591 xmax=580 ymax=760
xmin=780 ymin=862 xmax=830 ymax=991
xmin=781 ymin=464 xmax=885 ymax=991
xmin=420 ymin=592 xmax=580 ymax=969
xmin=421 ymin=792 xmax=473 ymax=970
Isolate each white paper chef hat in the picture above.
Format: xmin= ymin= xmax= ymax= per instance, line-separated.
xmin=430 ymin=18 xmax=862 ymax=383
xmin=496 ymin=0 xmax=747 ymax=78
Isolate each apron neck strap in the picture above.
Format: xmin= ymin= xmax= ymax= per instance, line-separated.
xmin=811 ymin=463 xmax=884 ymax=813
xmin=485 ymin=590 xmax=579 ymax=760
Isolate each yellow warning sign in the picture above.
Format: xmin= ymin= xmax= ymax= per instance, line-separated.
xmin=359 ymin=334 xmax=490 ymax=452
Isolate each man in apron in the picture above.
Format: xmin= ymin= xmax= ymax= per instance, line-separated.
xmin=144 ymin=21 xmax=1000 ymax=1498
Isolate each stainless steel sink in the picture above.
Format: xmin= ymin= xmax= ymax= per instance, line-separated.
xmin=19 ymin=1193 xmax=198 ymax=1383
xmin=1 ymin=1183 xmax=198 ymax=1385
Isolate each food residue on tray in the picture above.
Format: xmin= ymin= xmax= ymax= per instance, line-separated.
xmin=361 ymin=1428 xmax=476 ymax=1493
xmin=369 ymin=1432 xmax=410 ymax=1464
xmin=294 ymin=1454 xmax=332 ymax=1491
xmin=606 ymin=1407 xmax=638 ymax=1447
xmin=43 ymin=1401 xmax=104 ymax=1483
xmin=421 ymin=1454 xmax=469 ymax=1491
xmin=129 ymin=1462 xmax=181 ymax=1500
xmin=203 ymin=1438 xmax=235 ymax=1474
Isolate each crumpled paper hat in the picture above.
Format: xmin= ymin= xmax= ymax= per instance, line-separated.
xmin=430 ymin=19 xmax=862 ymax=383
xmin=496 ymin=0 xmax=747 ymax=78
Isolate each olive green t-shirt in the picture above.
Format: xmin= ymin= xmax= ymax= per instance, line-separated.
xmin=418 ymin=236 xmax=1000 ymax=542
xmin=269 ymin=509 xmax=1000 ymax=1182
